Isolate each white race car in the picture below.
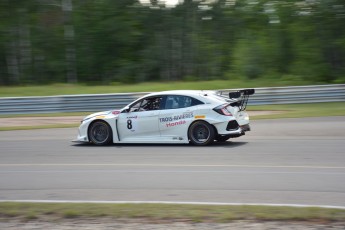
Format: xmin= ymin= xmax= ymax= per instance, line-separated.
xmin=74 ymin=89 xmax=255 ymax=146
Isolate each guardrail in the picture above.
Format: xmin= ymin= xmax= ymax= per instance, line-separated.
xmin=218 ymin=84 xmax=345 ymax=105
xmin=0 ymin=84 xmax=344 ymax=115
xmin=0 ymin=92 xmax=147 ymax=115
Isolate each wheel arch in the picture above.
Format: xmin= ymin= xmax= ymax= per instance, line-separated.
xmin=188 ymin=119 xmax=218 ymax=136
xmin=87 ymin=119 xmax=114 ymax=142
xmin=187 ymin=119 xmax=217 ymax=145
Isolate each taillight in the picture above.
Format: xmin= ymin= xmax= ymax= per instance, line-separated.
xmin=213 ymin=104 xmax=233 ymax=116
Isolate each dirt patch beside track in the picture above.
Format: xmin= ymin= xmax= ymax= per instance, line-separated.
xmin=0 ymin=116 xmax=83 ymax=127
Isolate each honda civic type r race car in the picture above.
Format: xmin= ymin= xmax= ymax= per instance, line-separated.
xmin=74 ymin=89 xmax=255 ymax=146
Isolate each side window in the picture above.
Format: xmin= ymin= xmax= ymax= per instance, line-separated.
xmin=191 ymin=97 xmax=204 ymax=106
xmin=165 ymin=96 xmax=179 ymax=109
xmin=129 ymin=97 xmax=162 ymax=112
xmin=165 ymin=95 xmax=204 ymax=109
xmin=129 ymin=100 xmax=141 ymax=112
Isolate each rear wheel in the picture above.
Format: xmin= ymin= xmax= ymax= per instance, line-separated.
xmin=188 ymin=121 xmax=215 ymax=146
xmin=88 ymin=121 xmax=112 ymax=145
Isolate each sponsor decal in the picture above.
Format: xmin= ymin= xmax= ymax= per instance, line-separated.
xmin=127 ymin=116 xmax=138 ymax=119
xmin=112 ymin=110 xmax=120 ymax=115
xmin=95 ymin=115 xmax=105 ymax=119
xmin=194 ymin=115 xmax=206 ymax=119
xmin=166 ymin=120 xmax=186 ymax=128
xmin=159 ymin=112 xmax=193 ymax=123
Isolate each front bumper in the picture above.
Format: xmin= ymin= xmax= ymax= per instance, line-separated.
xmin=72 ymin=135 xmax=89 ymax=143
xmin=72 ymin=125 xmax=89 ymax=143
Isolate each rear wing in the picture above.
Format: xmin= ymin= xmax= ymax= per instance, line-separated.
xmin=217 ymin=88 xmax=255 ymax=111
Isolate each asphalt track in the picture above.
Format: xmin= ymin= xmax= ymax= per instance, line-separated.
xmin=0 ymin=117 xmax=345 ymax=207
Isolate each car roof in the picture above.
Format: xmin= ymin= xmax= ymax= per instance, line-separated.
xmin=145 ymin=90 xmax=215 ymax=97
xmin=142 ymin=90 xmax=228 ymax=104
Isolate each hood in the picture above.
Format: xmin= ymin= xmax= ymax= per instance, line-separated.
xmin=83 ymin=110 xmax=111 ymax=121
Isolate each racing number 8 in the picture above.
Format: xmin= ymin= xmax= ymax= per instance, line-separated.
xmin=127 ymin=119 xmax=132 ymax=130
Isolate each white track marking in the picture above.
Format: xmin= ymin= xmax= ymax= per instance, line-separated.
xmin=0 ymin=163 xmax=344 ymax=169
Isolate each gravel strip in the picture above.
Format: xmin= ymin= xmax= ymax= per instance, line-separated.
xmin=1 ymin=219 xmax=344 ymax=230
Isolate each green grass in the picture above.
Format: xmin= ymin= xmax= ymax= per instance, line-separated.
xmin=0 ymin=202 xmax=344 ymax=223
xmin=0 ymin=79 xmax=314 ymax=97
xmin=249 ymin=102 xmax=345 ymax=119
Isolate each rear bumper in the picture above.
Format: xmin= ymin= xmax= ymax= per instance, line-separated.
xmin=228 ymin=124 xmax=250 ymax=137
xmin=215 ymin=120 xmax=251 ymax=138
xmin=226 ymin=120 xmax=250 ymax=132
xmin=241 ymin=124 xmax=251 ymax=132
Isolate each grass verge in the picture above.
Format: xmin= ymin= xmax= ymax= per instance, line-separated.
xmin=249 ymin=102 xmax=345 ymax=119
xmin=0 ymin=202 xmax=344 ymax=223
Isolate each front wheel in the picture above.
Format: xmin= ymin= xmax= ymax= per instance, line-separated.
xmin=188 ymin=121 xmax=215 ymax=146
xmin=88 ymin=121 xmax=112 ymax=145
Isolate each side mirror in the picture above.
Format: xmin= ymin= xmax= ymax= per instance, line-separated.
xmin=122 ymin=106 xmax=130 ymax=113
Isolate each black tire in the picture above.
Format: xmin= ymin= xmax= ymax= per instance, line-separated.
xmin=188 ymin=121 xmax=215 ymax=146
xmin=88 ymin=121 xmax=112 ymax=145
xmin=215 ymin=135 xmax=231 ymax=142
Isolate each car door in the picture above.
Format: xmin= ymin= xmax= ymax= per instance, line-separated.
xmin=117 ymin=96 xmax=162 ymax=142
xmin=158 ymin=95 xmax=197 ymax=139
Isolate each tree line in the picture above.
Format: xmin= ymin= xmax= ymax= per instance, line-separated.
xmin=0 ymin=0 xmax=344 ymax=85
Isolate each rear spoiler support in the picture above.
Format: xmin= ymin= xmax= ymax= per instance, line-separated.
xmin=229 ymin=89 xmax=255 ymax=111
